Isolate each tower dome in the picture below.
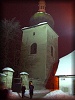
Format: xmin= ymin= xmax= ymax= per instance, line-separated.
xmin=29 ymin=0 xmax=54 ymax=28
xmin=29 ymin=12 xmax=54 ymax=28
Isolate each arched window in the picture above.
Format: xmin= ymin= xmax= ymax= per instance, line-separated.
xmin=51 ymin=46 xmax=53 ymax=57
xmin=30 ymin=43 xmax=37 ymax=54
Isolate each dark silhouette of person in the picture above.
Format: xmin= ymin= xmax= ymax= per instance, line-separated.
xmin=0 ymin=82 xmax=9 ymax=100
xmin=29 ymin=81 xmax=34 ymax=99
xmin=21 ymin=84 xmax=26 ymax=98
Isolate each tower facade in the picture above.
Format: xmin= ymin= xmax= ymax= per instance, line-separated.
xmin=20 ymin=22 xmax=58 ymax=87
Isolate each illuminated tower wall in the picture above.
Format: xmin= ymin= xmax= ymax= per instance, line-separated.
xmin=20 ymin=22 xmax=58 ymax=83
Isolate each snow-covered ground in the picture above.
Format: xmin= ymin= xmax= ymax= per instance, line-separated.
xmin=8 ymin=89 xmax=75 ymax=99
xmin=43 ymin=90 xmax=75 ymax=99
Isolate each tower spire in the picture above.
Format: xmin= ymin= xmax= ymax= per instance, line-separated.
xmin=38 ymin=0 xmax=46 ymax=12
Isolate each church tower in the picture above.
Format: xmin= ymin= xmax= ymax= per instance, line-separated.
xmin=20 ymin=0 xmax=58 ymax=89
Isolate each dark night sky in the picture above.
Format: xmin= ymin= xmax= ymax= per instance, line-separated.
xmin=0 ymin=0 xmax=75 ymax=58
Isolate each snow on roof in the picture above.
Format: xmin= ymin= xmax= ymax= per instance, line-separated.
xmin=22 ymin=22 xmax=48 ymax=30
xmin=20 ymin=72 xmax=29 ymax=75
xmin=37 ymin=22 xmax=47 ymax=25
xmin=2 ymin=67 xmax=14 ymax=72
xmin=0 ymin=73 xmax=6 ymax=76
xmin=55 ymin=50 xmax=75 ymax=76
xmin=21 ymin=26 xmax=29 ymax=30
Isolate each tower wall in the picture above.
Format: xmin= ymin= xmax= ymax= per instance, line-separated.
xmin=46 ymin=25 xmax=58 ymax=80
xmin=20 ymin=23 xmax=58 ymax=84
xmin=21 ymin=24 xmax=48 ymax=81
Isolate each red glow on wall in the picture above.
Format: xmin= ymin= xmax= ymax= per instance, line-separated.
xmin=45 ymin=61 xmax=59 ymax=91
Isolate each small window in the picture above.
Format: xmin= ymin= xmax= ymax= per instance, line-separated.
xmin=51 ymin=46 xmax=53 ymax=57
xmin=30 ymin=43 xmax=37 ymax=54
xmin=33 ymin=32 xmax=35 ymax=36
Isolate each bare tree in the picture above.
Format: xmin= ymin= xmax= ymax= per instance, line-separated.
xmin=0 ymin=18 xmax=22 ymax=69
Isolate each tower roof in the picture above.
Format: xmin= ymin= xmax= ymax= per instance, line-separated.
xmin=29 ymin=0 xmax=54 ymax=28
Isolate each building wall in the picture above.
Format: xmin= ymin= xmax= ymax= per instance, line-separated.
xmin=59 ymin=76 xmax=75 ymax=95
xmin=21 ymin=24 xmax=47 ymax=81
xmin=45 ymin=62 xmax=59 ymax=90
xmin=20 ymin=23 xmax=58 ymax=84
xmin=46 ymin=25 xmax=58 ymax=79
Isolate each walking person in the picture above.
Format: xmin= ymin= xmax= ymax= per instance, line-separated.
xmin=29 ymin=81 xmax=34 ymax=99
xmin=21 ymin=84 xmax=26 ymax=98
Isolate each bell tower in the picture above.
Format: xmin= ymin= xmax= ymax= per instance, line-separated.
xmin=20 ymin=0 xmax=58 ymax=89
